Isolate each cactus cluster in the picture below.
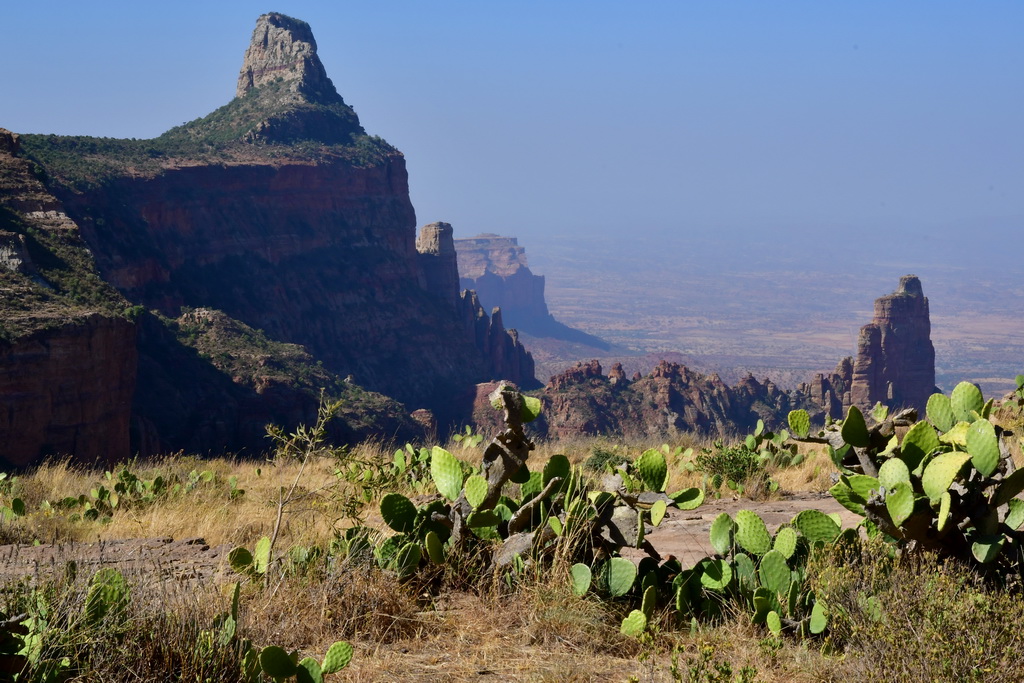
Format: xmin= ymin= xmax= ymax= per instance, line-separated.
xmin=795 ymin=381 xmax=1024 ymax=570
xmin=677 ymin=508 xmax=837 ymax=637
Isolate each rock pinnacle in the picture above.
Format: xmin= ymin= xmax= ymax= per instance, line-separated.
xmin=236 ymin=12 xmax=336 ymax=101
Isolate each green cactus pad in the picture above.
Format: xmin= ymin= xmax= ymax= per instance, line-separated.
xmin=788 ymin=409 xmax=811 ymax=438
xmin=84 ymin=568 xmax=129 ymax=624
xmin=940 ymin=421 xmax=971 ymax=448
xmin=922 ymin=452 xmax=971 ymax=503
xmin=900 ymin=420 xmax=940 ymax=473
xmin=650 ymin=499 xmax=667 ymax=527
xmin=464 ymin=475 xmax=488 ymax=510
xmin=829 ymin=481 xmax=866 ymax=516
xmin=871 ymin=402 xmax=890 ymax=423
xmin=877 ymin=458 xmax=910 ymax=492
xmin=772 ymin=526 xmax=798 ymax=559
xmin=936 ymin=491 xmax=952 ymax=531
xmin=521 ymin=470 xmax=545 ymax=501
xmin=809 ymin=600 xmax=828 ymax=634
xmin=620 ymin=609 xmax=647 ymax=637
xmin=228 ymin=547 xmax=254 ymax=574
xmin=297 ymin=657 xmax=323 ymax=683
xmin=510 ymin=464 xmax=531 ymax=484
xmin=971 ymin=534 xmax=1004 ymax=564
xmin=759 ymin=549 xmax=791 ymax=596
xmin=253 ymin=536 xmax=271 ymax=575
xmin=793 ymin=509 xmax=841 ymax=543
xmin=965 ymin=419 xmax=999 ymax=477
xmin=951 ymin=381 xmax=984 ymax=423
xmin=392 ymin=542 xmax=421 ymax=576
xmin=520 ymin=395 xmax=542 ymax=423
xmin=745 ymin=434 xmax=758 ymax=450
xmin=467 ymin=510 xmax=501 ymax=528
xmin=431 ymin=447 xmax=465 ymax=501
xmin=996 ymin=469 xmax=1024 ymax=506
xmin=926 ymin=393 xmax=955 ymax=432
xmin=752 ymin=587 xmax=781 ymax=624
xmin=885 ymin=481 xmax=916 ymax=527
xmin=669 ymin=487 xmax=705 ymax=510
xmin=735 ymin=553 xmax=757 ymax=592
xmin=543 ymin=454 xmax=571 ymax=487
xmin=734 ymin=509 xmax=772 ymax=556
xmin=380 ymin=493 xmax=418 ymax=533
xmin=570 ymin=563 xmax=592 ymax=596
xmin=260 ymin=645 xmax=298 ymax=679
xmin=841 ymin=405 xmax=870 ymax=448
xmin=607 ymin=557 xmax=637 ymax=597
xmin=844 ymin=474 xmax=880 ymax=501
xmin=635 ymin=449 xmax=669 ymax=492
xmin=709 ymin=513 xmax=735 ymax=556
xmin=766 ymin=610 xmax=782 ymax=635
xmin=424 ymin=531 xmax=445 ymax=564
xmin=1005 ymin=499 xmax=1024 ymax=531
xmin=699 ymin=558 xmax=733 ymax=591
xmin=641 ymin=585 xmax=657 ymax=619
xmin=321 ymin=641 xmax=354 ymax=674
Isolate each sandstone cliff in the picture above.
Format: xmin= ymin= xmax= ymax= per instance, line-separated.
xmin=1 ymin=13 xmax=536 ymax=465
xmin=798 ymin=275 xmax=937 ymax=416
xmin=454 ymin=234 xmax=609 ymax=349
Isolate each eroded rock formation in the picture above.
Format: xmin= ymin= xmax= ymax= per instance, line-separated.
xmin=0 ymin=15 xmax=537 ymax=465
xmin=798 ymin=275 xmax=937 ymax=416
xmin=454 ymin=234 xmax=609 ymax=349
xmin=536 ymin=359 xmax=816 ymax=439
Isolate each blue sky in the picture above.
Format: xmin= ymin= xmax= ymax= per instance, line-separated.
xmin=2 ymin=1 xmax=1021 ymax=255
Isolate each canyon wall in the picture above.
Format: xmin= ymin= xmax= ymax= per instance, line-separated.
xmin=0 ymin=13 xmax=536 ymax=466
xmin=455 ymin=233 xmax=609 ymax=349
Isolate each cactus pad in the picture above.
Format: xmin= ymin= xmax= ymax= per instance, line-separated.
xmin=228 ymin=547 xmax=254 ymax=574
xmin=792 ymin=509 xmax=840 ymax=543
xmin=699 ymin=558 xmax=732 ymax=591
xmin=297 ymin=657 xmax=323 ymax=683
xmin=966 ymin=419 xmax=999 ymax=477
xmin=734 ymin=509 xmax=772 ymax=556
xmin=735 ymin=553 xmax=757 ymax=592
xmin=926 ymin=393 xmax=955 ymax=432
xmin=260 ymin=646 xmax=298 ymax=679
xmin=650 ymin=499 xmax=667 ymax=527
xmin=380 ymin=493 xmax=417 ymax=533
xmin=759 ymin=549 xmax=791 ymax=596
xmin=620 ymin=609 xmax=647 ymax=636
xmin=635 ymin=449 xmax=668 ymax=492
xmin=841 ymin=405 xmax=870 ymax=448
xmin=607 ymin=557 xmax=637 ymax=597
xmin=829 ymin=481 xmax=866 ymax=516
xmin=996 ymin=470 xmax=1024 ymax=506
xmin=766 ymin=610 xmax=782 ymax=635
xmin=670 ymin=487 xmax=705 ymax=510
xmin=951 ymin=381 xmax=984 ymax=423
xmin=971 ymin=534 xmax=1004 ymax=564
xmin=430 ymin=447 xmax=464 ymax=501
xmin=844 ymin=474 xmax=881 ymax=501
xmin=253 ymin=536 xmax=271 ymax=575
xmin=570 ymin=563 xmax=592 ymax=596
xmin=900 ymin=420 xmax=940 ymax=473
xmin=709 ymin=513 xmax=735 ymax=555
xmin=321 ymin=641 xmax=354 ymax=674
xmin=878 ymin=458 xmax=910 ymax=492
xmin=520 ymin=395 xmax=542 ymax=423
xmin=772 ymin=526 xmax=798 ymax=559
xmin=521 ymin=470 xmax=544 ymax=501
xmin=922 ymin=452 xmax=971 ymax=503
xmin=788 ymin=409 xmax=811 ymax=438
xmin=424 ymin=531 xmax=445 ymax=564
xmin=809 ymin=600 xmax=828 ymax=634
xmin=641 ymin=585 xmax=657 ymax=619
xmin=464 ymin=475 xmax=488 ymax=510
xmin=936 ymin=491 xmax=952 ymax=531
xmin=543 ymin=454 xmax=571 ymax=487
xmin=1005 ymin=499 xmax=1024 ymax=531
xmin=885 ymin=481 xmax=916 ymax=527
xmin=84 ymin=568 xmax=129 ymax=624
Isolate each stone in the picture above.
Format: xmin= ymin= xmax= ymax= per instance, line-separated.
xmin=236 ymin=13 xmax=334 ymax=100
xmin=416 ymin=222 xmax=460 ymax=307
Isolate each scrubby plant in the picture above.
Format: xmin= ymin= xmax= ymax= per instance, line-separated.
xmin=798 ymin=381 xmax=1024 ymax=573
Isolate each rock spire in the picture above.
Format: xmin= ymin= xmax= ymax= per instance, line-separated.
xmin=236 ymin=13 xmax=335 ymax=101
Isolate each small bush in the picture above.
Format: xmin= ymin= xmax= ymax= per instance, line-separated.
xmin=584 ymin=446 xmax=629 ymax=473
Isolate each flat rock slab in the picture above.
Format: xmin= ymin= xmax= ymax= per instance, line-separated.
xmin=0 ymin=537 xmax=233 ymax=585
xmin=624 ymin=492 xmax=859 ymax=568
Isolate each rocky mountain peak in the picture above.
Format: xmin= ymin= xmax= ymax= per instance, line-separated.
xmin=236 ymin=13 xmax=336 ymax=102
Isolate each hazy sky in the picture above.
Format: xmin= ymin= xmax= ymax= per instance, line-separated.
xmin=2 ymin=1 xmax=1021 ymax=252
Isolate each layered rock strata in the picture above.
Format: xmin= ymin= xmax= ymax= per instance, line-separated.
xmin=1 ymin=14 xmax=537 ymax=465
xmin=454 ymin=233 xmax=609 ymax=349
